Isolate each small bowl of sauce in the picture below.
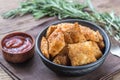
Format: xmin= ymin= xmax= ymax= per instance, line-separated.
xmin=1 ymin=32 xmax=35 ymax=63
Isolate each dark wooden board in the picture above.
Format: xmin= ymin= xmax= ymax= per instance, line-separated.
xmin=100 ymin=69 xmax=120 ymax=80
xmin=0 ymin=19 xmax=120 ymax=80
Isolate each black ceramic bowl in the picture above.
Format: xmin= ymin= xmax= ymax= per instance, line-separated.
xmin=36 ymin=19 xmax=111 ymax=76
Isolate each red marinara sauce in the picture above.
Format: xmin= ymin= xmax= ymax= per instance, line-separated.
xmin=3 ymin=36 xmax=32 ymax=54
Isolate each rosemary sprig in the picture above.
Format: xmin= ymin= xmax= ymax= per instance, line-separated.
xmin=1 ymin=0 xmax=120 ymax=42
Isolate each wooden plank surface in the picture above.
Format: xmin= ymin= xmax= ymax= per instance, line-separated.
xmin=0 ymin=0 xmax=120 ymax=80
xmin=0 ymin=67 xmax=12 ymax=80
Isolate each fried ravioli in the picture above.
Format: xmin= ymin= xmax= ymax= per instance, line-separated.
xmin=53 ymin=46 xmax=70 ymax=65
xmin=58 ymin=23 xmax=86 ymax=43
xmin=70 ymin=22 xmax=86 ymax=43
xmin=40 ymin=37 xmax=49 ymax=59
xmin=68 ymin=41 xmax=102 ymax=66
xmin=40 ymin=22 xmax=105 ymax=66
xmin=97 ymin=40 xmax=105 ymax=50
xmin=46 ymin=25 xmax=57 ymax=38
xmin=80 ymin=25 xmax=102 ymax=42
xmin=48 ymin=28 xmax=65 ymax=58
xmin=57 ymin=23 xmax=74 ymax=43
xmin=84 ymin=41 xmax=103 ymax=59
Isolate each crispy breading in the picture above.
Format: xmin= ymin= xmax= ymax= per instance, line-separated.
xmin=40 ymin=22 xmax=105 ymax=66
xmin=40 ymin=37 xmax=49 ymax=59
xmin=62 ymin=32 xmax=73 ymax=44
xmin=58 ymin=23 xmax=86 ymax=43
xmin=53 ymin=46 xmax=70 ymax=66
xmin=97 ymin=40 xmax=105 ymax=50
xmin=96 ymin=31 xmax=103 ymax=41
xmin=85 ymin=41 xmax=103 ymax=59
xmin=68 ymin=41 xmax=102 ymax=66
xmin=57 ymin=23 xmax=74 ymax=43
xmin=57 ymin=23 xmax=74 ymax=32
xmin=53 ymin=54 xmax=68 ymax=65
xmin=70 ymin=22 xmax=86 ymax=43
xmin=80 ymin=25 xmax=102 ymax=42
xmin=46 ymin=25 xmax=57 ymax=38
xmin=53 ymin=46 xmax=70 ymax=65
xmin=48 ymin=28 xmax=65 ymax=58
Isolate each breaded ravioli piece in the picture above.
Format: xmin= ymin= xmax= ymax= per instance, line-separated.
xmin=57 ymin=23 xmax=74 ymax=43
xmin=53 ymin=54 xmax=69 ymax=65
xmin=62 ymin=31 xmax=73 ymax=44
xmin=53 ymin=46 xmax=70 ymax=65
xmin=57 ymin=23 xmax=74 ymax=32
xmin=83 ymin=41 xmax=103 ymax=59
xmin=58 ymin=22 xmax=86 ymax=43
xmin=48 ymin=28 xmax=65 ymax=58
xmin=80 ymin=25 xmax=103 ymax=42
xmin=40 ymin=37 xmax=49 ymax=59
xmin=46 ymin=25 xmax=57 ymax=38
xmin=68 ymin=41 xmax=102 ymax=66
xmin=70 ymin=22 xmax=86 ymax=43
xmin=68 ymin=43 xmax=96 ymax=66
xmin=96 ymin=31 xmax=103 ymax=41
xmin=97 ymin=40 xmax=105 ymax=51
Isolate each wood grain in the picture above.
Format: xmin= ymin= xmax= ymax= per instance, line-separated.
xmin=0 ymin=67 xmax=12 ymax=80
xmin=0 ymin=0 xmax=120 ymax=80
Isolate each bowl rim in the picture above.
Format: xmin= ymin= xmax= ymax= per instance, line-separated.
xmin=1 ymin=32 xmax=35 ymax=54
xmin=36 ymin=19 xmax=111 ymax=69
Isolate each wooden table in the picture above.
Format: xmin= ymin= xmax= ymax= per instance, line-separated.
xmin=0 ymin=0 xmax=120 ymax=80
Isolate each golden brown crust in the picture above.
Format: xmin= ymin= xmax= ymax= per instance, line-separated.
xmin=88 ymin=41 xmax=103 ymax=59
xmin=96 ymin=31 xmax=103 ymax=41
xmin=68 ymin=41 xmax=102 ymax=66
xmin=58 ymin=22 xmax=86 ymax=43
xmin=46 ymin=25 xmax=57 ymax=38
xmin=80 ymin=25 xmax=102 ymax=42
xmin=48 ymin=28 xmax=65 ymax=58
xmin=70 ymin=22 xmax=86 ymax=43
xmin=53 ymin=54 xmax=70 ymax=66
xmin=97 ymin=40 xmax=105 ymax=51
xmin=40 ymin=37 xmax=49 ymax=59
xmin=53 ymin=46 xmax=70 ymax=65
xmin=57 ymin=23 xmax=74 ymax=44
xmin=40 ymin=22 xmax=105 ymax=66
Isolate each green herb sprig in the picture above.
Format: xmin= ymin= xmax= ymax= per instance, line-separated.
xmin=2 ymin=0 xmax=120 ymax=42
